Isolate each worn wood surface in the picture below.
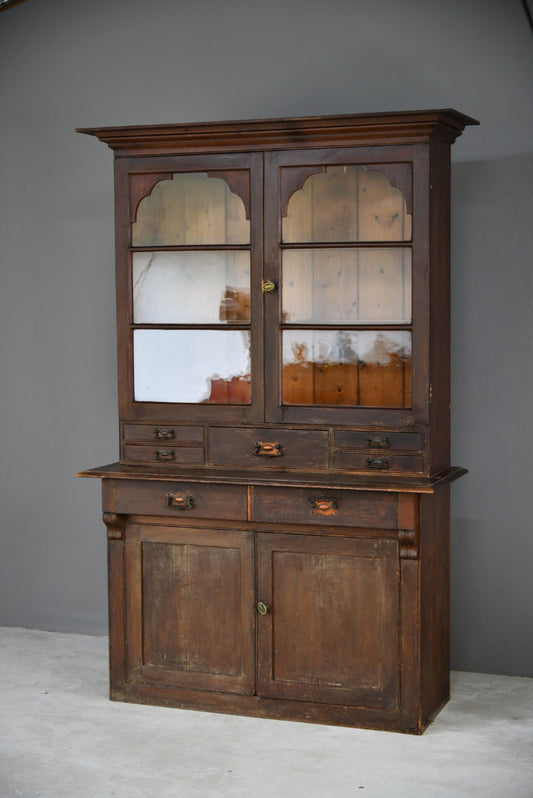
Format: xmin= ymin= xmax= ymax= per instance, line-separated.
xmin=78 ymin=109 xmax=475 ymax=733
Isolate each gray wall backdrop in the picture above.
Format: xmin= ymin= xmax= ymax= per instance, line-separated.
xmin=1 ymin=0 xmax=532 ymax=677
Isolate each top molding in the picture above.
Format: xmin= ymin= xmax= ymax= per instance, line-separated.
xmin=77 ymin=109 xmax=479 ymax=157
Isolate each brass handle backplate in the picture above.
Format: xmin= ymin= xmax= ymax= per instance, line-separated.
xmin=155 ymin=428 xmax=175 ymax=440
xmin=366 ymin=457 xmax=390 ymax=470
xmin=166 ymin=493 xmax=194 ymax=510
xmin=308 ymin=497 xmax=339 ymax=516
xmin=367 ymin=435 xmax=389 ymax=449
xmin=257 ymin=601 xmax=270 ymax=616
xmin=254 ymin=441 xmax=282 ymax=457
xmin=262 ymin=279 xmax=277 ymax=293
xmin=156 ymin=449 xmax=175 ymax=461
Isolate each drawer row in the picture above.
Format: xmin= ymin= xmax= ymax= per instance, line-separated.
xmin=122 ymin=424 xmax=426 ymax=475
xmin=111 ymin=480 xmax=399 ymax=530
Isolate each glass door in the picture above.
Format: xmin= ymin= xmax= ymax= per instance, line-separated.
xmin=264 ymin=152 xmax=416 ymax=424
xmin=117 ymin=153 xmax=263 ymax=422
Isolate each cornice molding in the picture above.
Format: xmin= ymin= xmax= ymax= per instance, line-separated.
xmin=77 ymin=110 xmax=479 ymax=157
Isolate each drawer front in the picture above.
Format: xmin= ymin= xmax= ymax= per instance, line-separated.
xmin=334 ymin=451 xmax=424 ymax=474
xmin=123 ymin=424 xmax=204 ymax=444
xmin=208 ymin=427 xmax=329 ymax=470
xmin=123 ymin=445 xmax=204 ymax=465
xmin=335 ymin=430 xmax=423 ymax=451
xmin=253 ymin=487 xmax=397 ymax=529
xmin=113 ymin=480 xmax=248 ymax=520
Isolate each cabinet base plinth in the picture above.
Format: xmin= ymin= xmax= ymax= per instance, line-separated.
xmin=110 ymin=682 xmax=449 ymax=735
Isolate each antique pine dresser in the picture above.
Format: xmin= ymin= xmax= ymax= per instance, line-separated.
xmin=78 ymin=110 xmax=478 ymax=733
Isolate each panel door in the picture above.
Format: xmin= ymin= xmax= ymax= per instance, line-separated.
xmin=256 ymin=532 xmax=400 ymax=710
xmin=124 ymin=523 xmax=255 ymax=694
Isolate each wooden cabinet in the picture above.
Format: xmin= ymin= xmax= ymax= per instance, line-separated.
xmin=78 ymin=110 xmax=477 ymax=733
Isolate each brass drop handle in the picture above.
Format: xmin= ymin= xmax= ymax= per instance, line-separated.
xmin=366 ymin=457 xmax=390 ymax=470
xmin=262 ymin=279 xmax=277 ymax=293
xmin=308 ymin=497 xmax=338 ymax=516
xmin=367 ymin=435 xmax=389 ymax=449
xmin=257 ymin=601 xmax=271 ymax=616
xmin=156 ymin=449 xmax=175 ymax=461
xmin=166 ymin=493 xmax=194 ymax=510
xmin=155 ymin=428 xmax=175 ymax=440
xmin=254 ymin=441 xmax=282 ymax=457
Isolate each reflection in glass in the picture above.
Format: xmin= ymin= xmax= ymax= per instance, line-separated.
xmin=133 ymin=251 xmax=250 ymax=324
xmin=282 ymin=330 xmax=411 ymax=407
xmin=132 ymin=172 xmax=250 ymax=246
xmin=134 ymin=330 xmax=251 ymax=403
xmin=282 ymin=248 xmax=411 ymax=324
xmin=283 ymin=165 xmax=411 ymax=243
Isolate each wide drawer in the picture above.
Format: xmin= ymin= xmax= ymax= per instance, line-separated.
xmin=123 ymin=424 xmax=204 ymax=444
xmin=123 ymin=445 xmax=204 ymax=465
xmin=253 ymin=486 xmax=397 ymax=529
xmin=334 ymin=451 xmax=424 ymax=474
xmin=113 ymin=480 xmax=248 ymax=520
xmin=208 ymin=427 xmax=329 ymax=469
xmin=335 ymin=430 xmax=423 ymax=451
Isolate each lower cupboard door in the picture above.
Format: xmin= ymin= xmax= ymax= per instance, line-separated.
xmin=124 ymin=524 xmax=255 ymax=695
xmin=256 ymin=533 xmax=400 ymax=710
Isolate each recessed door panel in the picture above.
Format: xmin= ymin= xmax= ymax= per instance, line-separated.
xmin=125 ymin=525 xmax=255 ymax=695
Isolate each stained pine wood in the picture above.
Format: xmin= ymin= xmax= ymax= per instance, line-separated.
xmin=79 ymin=110 xmax=477 ymax=733
xmin=77 ymin=109 xmax=478 ymax=155
xmin=112 ymin=479 xmax=248 ymax=519
xmin=256 ymin=533 xmax=399 ymax=709
xmin=123 ymin=424 xmax=204 ymax=444
xmin=122 ymin=445 xmax=204 ymax=465
xmin=124 ymin=524 xmax=255 ymax=694
xmin=252 ymin=486 xmax=398 ymax=528
xmin=208 ymin=427 xmax=329 ymax=469
xmin=334 ymin=451 xmax=424 ymax=474
xmin=335 ymin=430 xmax=424 ymax=450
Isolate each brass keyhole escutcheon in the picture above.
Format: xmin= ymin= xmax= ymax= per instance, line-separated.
xmin=262 ymin=279 xmax=277 ymax=293
xmin=257 ymin=601 xmax=270 ymax=616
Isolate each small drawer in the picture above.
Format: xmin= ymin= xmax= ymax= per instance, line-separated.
xmin=335 ymin=430 xmax=423 ymax=451
xmin=208 ymin=427 xmax=329 ymax=470
xmin=123 ymin=424 xmax=204 ymax=444
xmin=123 ymin=445 xmax=204 ymax=465
xmin=113 ymin=480 xmax=248 ymax=520
xmin=334 ymin=451 xmax=424 ymax=473
xmin=253 ymin=486 xmax=397 ymax=529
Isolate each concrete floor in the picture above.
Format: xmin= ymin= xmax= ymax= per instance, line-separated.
xmin=0 ymin=627 xmax=532 ymax=798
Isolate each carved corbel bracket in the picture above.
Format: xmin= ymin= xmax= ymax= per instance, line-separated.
xmin=399 ymin=529 xmax=419 ymax=560
xmin=103 ymin=513 xmax=124 ymax=540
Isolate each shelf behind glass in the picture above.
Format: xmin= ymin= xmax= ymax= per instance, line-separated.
xmin=282 ymin=329 xmax=412 ymax=407
xmin=133 ymin=250 xmax=250 ymax=324
xmin=282 ymin=248 xmax=411 ymax=324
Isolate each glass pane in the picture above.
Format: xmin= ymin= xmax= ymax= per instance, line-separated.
xmin=133 ymin=251 xmax=250 ymax=324
xmin=282 ymin=248 xmax=411 ymax=324
xmin=134 ymin=330 xmax=251 ymax=403
xmin=283 ymin=165 xmax=411 ymax=243
xmin=132 ymin=172 xmax=250 ymax=246
xmin=282 ymin=330 xmax=411 ymax=407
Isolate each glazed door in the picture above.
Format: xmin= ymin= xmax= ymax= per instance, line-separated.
xmin=264 ymin=148 xmax=426 ymax=427
xmin=256 ymin=532 xmax=400 ymax=710
xmin=116 ymin=152 xmax=264 ymax=423
xmin=124 ymin=523 xmax=255 ymax=694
